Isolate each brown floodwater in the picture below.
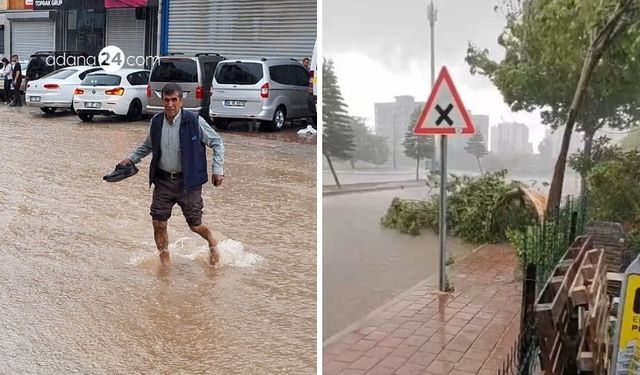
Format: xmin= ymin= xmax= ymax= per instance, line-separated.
xmin=0 ymin=108 xmax=316 ymax=374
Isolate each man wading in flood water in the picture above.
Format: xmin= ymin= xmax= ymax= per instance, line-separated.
xmin=121 ymin=83 xmax=225 ymax=266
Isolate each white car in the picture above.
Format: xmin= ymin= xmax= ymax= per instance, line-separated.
xmin=73 ymin=68 xmax=150 ymax=122
xmin=25 ymin=66 xmax=103 ymax=114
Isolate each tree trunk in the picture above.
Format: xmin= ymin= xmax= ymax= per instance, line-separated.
xmin=416 ymin=157 xmax=420 ymax=181
xmin=325 ymin=152 xmax=341 ymax=189
xmin=476 ymin=157 xmax=483 ymax=174
xmin=546 ymin=5 xmax=632 ymax=212
xmin=579 ymin=130 xmax=595 ymax=200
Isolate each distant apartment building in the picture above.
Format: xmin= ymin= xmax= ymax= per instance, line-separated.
xmin=473 ymin=114 xmax=490 ymax=143
xmin=491 ymin=122 xmax=532 ymax=155
xmin=374 ymin=95 xmax=424 ymax=168
xmin=538 ymin=127 xmax=583 ymax=160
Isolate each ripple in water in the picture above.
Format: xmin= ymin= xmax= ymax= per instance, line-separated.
xmin=128 ymin=238 xmax=264 ymax=268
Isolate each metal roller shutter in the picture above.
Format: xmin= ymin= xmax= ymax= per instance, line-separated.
xmin=106 ymin=8 xmax=146 ymax=68
xmin=168 ymin=0 xmax=316 ymax=60
xmin=11 ymin=20 xmax=54 ymax=61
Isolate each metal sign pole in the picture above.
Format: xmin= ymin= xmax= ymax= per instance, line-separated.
xmin=439 ymin=134 xmax=447 ymax=292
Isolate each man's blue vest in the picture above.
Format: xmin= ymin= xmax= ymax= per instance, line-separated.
xmin=149 ymin=110 xmax=208 ymax=191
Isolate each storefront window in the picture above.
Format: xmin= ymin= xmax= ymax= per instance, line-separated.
xmin=66 ymin=9 xmax=106 ymax=58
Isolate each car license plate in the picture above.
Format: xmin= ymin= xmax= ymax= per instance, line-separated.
xmin=30 ymin=96 xmax=41 ymax=102
xmin=85 ymin=102 xmax=101 ymax=109
xmin=225 ymin=100 xmax=245 ymax=108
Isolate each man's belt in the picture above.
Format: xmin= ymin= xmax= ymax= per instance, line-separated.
xmin=156 ymin=169 xmax=183 ymax=180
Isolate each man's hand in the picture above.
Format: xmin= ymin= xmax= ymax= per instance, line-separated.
xmin=120 ymin=158 xmax=132 ymax=166
xmin=212 ymin=174 xmax=224 ymax=187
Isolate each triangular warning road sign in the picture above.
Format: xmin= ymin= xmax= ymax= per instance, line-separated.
xmin=414 ymin=66 xmax=475 ymax=135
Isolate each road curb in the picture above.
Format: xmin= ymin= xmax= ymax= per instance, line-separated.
xmin=323 ymin=181 xmax=427 ymax=196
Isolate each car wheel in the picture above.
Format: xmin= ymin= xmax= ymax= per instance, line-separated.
xmin=125 ymin=99 xmax=143 ymax=122
xmin=78 ymin=113 xmax=94 ymax=122
xmin=200 ymin=109 xmax=215 ymax=125
xmin=265 ymin=107 xmax=286 ymax=132
xmin=215 ymin=118 xmax=229 ymax=130
xmin=40 ymin=107 xmax=57 ymax=115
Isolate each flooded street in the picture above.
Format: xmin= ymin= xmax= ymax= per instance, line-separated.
xmin=0 ymin=107 xmax=316 ymax=374
xmin=323 ymin=187 xmax=474 ymax=341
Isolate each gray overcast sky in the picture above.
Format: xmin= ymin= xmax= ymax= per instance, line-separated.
xmin=323 ymin=0 xmax=546 ymax=149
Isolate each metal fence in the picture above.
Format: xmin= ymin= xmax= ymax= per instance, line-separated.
xmin=522 ymin=196 xmax=588 ymax=295
xmin=498 ymin=196 xmax=588 ymax=375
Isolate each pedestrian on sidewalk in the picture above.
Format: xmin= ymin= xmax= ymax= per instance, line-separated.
xmin=302 ymin=57 xmax=310 ymax=70
xmin=120 ymin=83 xmax=225 ymax=266
xmin=10 ymin=55 xmax=22 ymax=107
xmin=1 ymin=58 xmax=12 ymax=104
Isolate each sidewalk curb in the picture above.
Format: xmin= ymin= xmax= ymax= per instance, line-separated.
xmin=323 ymin=243 xmax=486 ymax=348
xmin=323 ymin=181 xmax=427 ymax=196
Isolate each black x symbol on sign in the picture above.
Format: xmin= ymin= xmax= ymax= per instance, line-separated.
xmin=435 ymin=104 xmax=454 ymax=126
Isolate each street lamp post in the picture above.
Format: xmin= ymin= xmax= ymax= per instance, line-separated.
xmin=428 ymin=1 xmax=436 ymax=88
xmin=428 ymin=0 xmax=437 ymax=173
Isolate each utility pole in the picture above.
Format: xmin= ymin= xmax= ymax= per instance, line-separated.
xmin=428 ymin=0 xmax=437 ymax=173
xmin=429 ymin=1 xmax=436 ymax=88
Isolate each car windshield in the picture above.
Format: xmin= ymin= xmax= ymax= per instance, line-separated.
xmin=150 ymin=59 xmax=198 ymax=83
xmin=81 ymin=74 xmax=121 ymax=86
xmin=41 ymin=69 xmax=78 ymax=80
xmin=215 ymin=63 xmax=263 ymax=85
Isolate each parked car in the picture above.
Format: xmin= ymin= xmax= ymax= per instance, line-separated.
xmin=73 ymin=68 xmax=150 ymax=122
xmin=23 ymin=50 xmax=89 ymax=91
xmin=308 ymin=41 xmax=317 ymax=127
xmin=146 ymin=53 xmax=225 ymax=122
xmin=209 ymin=58 xmax=313 ymax=131
xmin=25 ymin=66 xmax=104 ymax=114
xmin=26 ymin=51 xmax=89 ymax=79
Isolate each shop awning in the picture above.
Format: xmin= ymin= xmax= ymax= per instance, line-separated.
xmin=33 ymin=0 xmax=158 ymax=10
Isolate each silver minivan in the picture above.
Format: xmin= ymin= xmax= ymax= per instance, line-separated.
xmin=209 ymin=58 xmax=313 ymax=131
xmin=147 ymin=54 xmax=225 ymax=121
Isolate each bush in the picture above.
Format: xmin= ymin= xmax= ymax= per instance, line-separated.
xmin=447 ymin=171 xmax=516 ymax=243
xmin=380 ymin=198 xmax=438 ymax=236
xmin=505 ymin=221 xmax=566 ymax=265
xmin=587 ymin=150 xmax=640 ymax=224
xmin=381 ymin=170 xmax=522 ymax=244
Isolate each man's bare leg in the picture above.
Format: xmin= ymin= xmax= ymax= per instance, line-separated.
xmin=189 ymin=223 xmax=219 ymax=265
xmin=153 ymin=220 xmax=171 ymax=265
